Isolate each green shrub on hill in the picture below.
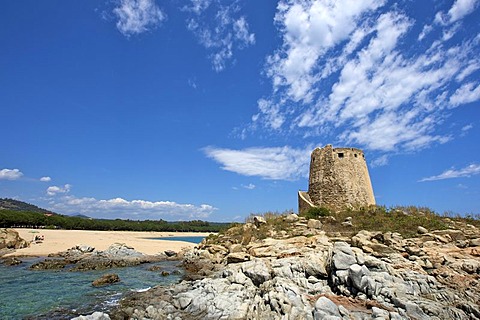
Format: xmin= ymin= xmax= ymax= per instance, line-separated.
xmin=302 ymin=207 xmax=331 ymax=219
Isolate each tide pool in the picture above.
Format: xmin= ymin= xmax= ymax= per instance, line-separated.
xmin=0 ymin=258 xmax=183 ymax=319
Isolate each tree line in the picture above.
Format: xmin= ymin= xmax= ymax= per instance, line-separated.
xmin=0 ymin=210 xmax=230 ymax=232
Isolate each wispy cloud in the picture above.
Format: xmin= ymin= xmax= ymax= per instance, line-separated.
xmin=204 ymin=145 xmax=310 ymax=180
xmin=48 ymin=195 xmax=216 ymax=220
xmin=419 ymin=163 xmax=480 ymax=182
xmin=435 ymin=0 xmax=478 ymax=25
xmin=0 ymin=168 xmax=23 ymax=180
xmin=184 ymin=0 xmax=255 ymax=71
xmin=370 ymin=155 xmax=389 ymax=168
xmin=250 ymin=0 xmax=479 ymax=154
xmin=47 ymin=184 xmax=71 ymax=196
xmin=449 ymin=82 xmax=480 ymax=107
xmin=40 ymin=176 xmax=51 ymax=182
xmin=461 ymin=123 xmax=473 ymax=136
xmin=242 ymin=183 xmax=256 ymax=190
xmin=113 ymin=0 xmax=166 ymax=36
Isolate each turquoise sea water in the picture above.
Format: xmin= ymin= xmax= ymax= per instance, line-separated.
xmin=0 ymin=258 xmax=183 ymax=319
xmin=148 ymin=236 xmax=205 ymax=244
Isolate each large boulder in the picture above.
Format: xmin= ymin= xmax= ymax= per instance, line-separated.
xmin=92 ymin=273 xmax=120 ymax=287
xmin=0 ymin=228 xmax=28 ymax=250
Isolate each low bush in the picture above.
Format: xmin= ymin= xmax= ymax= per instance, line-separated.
xmin=302 ymin=206 xmax=331 ymax=219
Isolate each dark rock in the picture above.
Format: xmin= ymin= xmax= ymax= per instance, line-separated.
xmin=164 ymin=250 xmax=177 ymax=257
xmin=92 ymin=273 xmax=120 ymax=287
xmin=253 ymin=216 xmax=266 ymax=227
xmin=2 ymin=256 xmax=22 ymax=266
xmin=161 ymin=271 xmax=170 ymax=276
xmin=30 ymin=258 xmax=69 ymax=270
xmin=148 ymin=265 xmax=163 ymax=271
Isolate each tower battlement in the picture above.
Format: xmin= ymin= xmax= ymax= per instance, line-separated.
xmin=299 ymin=145 xmax=375 ymax=213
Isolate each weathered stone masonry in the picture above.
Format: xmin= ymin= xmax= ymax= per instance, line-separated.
xmin=299 ymin=145 xmax=375 ymax=213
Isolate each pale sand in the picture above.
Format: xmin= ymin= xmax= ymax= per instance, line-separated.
xmin=6 ymin=229 xmax=212 ymax=257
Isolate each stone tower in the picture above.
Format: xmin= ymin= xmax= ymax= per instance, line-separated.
xmin=298 ymin=145 xmax=375 ymax=213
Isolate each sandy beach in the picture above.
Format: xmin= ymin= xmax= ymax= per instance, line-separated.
xmin=6 ymin=229 xmax=212 ymax=257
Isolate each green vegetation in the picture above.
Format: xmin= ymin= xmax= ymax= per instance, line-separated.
xmin=0 ymin=198 xmax=229 ymax=232
xmin=324 ymin=205 xmax=449 ymax=238
xmin=302 ymin=205 xmax=479 ymax=238
xmin=0 ymin=210 xmax=229 ymax=232
xmin=204 ymin=210 xmax=294 ymax=246
xmin=0 ymin=198 xmax=51 ymax=214
xmin=302 ymin=206 xmax=331 ymax=219
xmin=204 ymin=206 xmax=480 ymax=247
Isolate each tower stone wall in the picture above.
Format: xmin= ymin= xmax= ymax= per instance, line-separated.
xmin=299 ymin=145 xmax=375 ymax=213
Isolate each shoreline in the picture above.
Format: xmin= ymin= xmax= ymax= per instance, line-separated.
xmin=5 ymin=228 xmax=212 ymax=257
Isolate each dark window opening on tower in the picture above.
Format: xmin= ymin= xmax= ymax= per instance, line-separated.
xmin=354 ymin=154 xmax=357 ymax=158
xmin=338 ymin=153 xmax=344 ymax=158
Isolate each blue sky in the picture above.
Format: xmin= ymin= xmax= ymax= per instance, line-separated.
xmin=1 ymin=0 xmax=479 ymax=222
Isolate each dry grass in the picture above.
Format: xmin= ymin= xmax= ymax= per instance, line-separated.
xmin=320 ymin=205 xmax=450 ymax=238
xmin=203 ymin=206 xmax=478 ymax=247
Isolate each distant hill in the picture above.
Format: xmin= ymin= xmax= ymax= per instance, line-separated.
xmin=0 ymin=198 xmax=54 ymax=214
xmin=70 ymin=214 xmax=91 ymax=219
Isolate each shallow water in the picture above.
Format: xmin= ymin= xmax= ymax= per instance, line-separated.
xmin=0 ymin=258 xmax=183 ymax=319
xmin=148 ymin=236 xmax=205 ymax=244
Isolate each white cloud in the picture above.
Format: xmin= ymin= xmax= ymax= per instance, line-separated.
xmin=113 ymin=0 xmax=166 ymax=36
xmin=449 ymin=82 xmax=480 ymax=106
xmin=0 ymin=168 xmax=23 ymax=180
xmin=185 ymin=0 xmax=255 ymax=71
xmin=456 ymin=61 xmax=480 ymax=81
xmin=370 ymin=155 xmax=389 ymax=167
xmin=250 ymin=0 xmax=479 ymax=154
xmin=47 ymin=184 xmax=71 ymax=196
xmin=420 ymin=163 xmax=480 ymax=181
xmin=40 ymin=176 xmax=51 ymax=182
xmin=242 ymin=183 xmax=256 ymax=190
xmin=418 ymin=24 xmax=433 ymax=41
xmin=265 ymin=0 xmax=385 ymax=102
xmin=447 ymin=0 xmax=478 ymax=23
xmin=48 ymin=195 xmax=216 ymax=220
xmin=461 ymin=123 xmax=473 ymax=134
xmin=204 ymin=145 xmax=311 ymax=180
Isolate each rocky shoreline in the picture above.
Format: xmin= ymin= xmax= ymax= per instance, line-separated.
xmin=3 ymin=217 xmax=480 ymax=320
xmin=107 ymin=214 xmax=480 ymax=320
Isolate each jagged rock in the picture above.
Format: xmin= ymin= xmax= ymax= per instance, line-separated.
xmin=253 ymin=216 xmax=267 ymax=227
xmin=226 ymin=252 xmax=250 ymax=263
xmin=92 ymin=273 xmax=120 ymax=287
xmin=206 ymin=244 xmax=228 ymax=255
xmin=341 ymin=221 xmax=353 ymax=227
xmin=2 ymin=256 xmax=22 ymax=266
xmin=284 ymin=213 xmax=299 ymax=222
xmin=307 ymin=219 xmax=322 ymax=229
xmin=229 ymin=243 xmax=243 ymax=253
xmin=30 ymin=258 xmax=69 ymax=270
xmin=348 ymin=263 xmax=370 ymax=292
xmin=164 ymin=250 xmax=176 ymax=257
xmin=77 ymin=245 xmax=95 ymax=253
xmin=333 ymin=242 xmax=356 ymax=269
xmin=469 ymin=238 xmax=480 ymax=247
xmin=242 ymin=259 xmax=272 ymax=286
xmin=314 ymin=297 xmax=341 ymax=319
xmin=111 ymin=220 xmax=480 ymax=320
xmin=432 ymin=229 xmax=466 ymax=241
xmin=417 ymin=226 xmax=428 ymax=234
xmin=99 ymin=243 xmax=144 ymax=258
xmin=0 ymin=228 xmax=28 ymax=250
